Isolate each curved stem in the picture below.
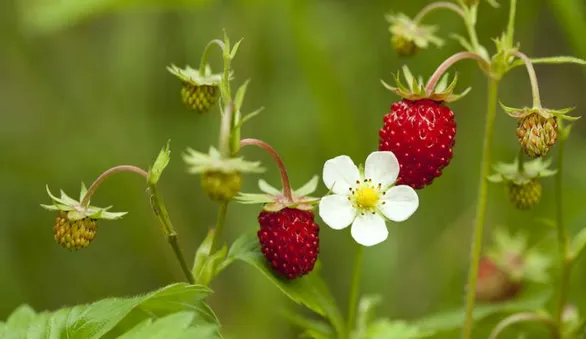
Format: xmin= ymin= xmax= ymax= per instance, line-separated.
xmin=209 ymin=201 xmax=229 ymax=255
xmin=346 ymin=244 xmax=364 ymax=337
xmin=554 ymin=128 xmax=570 ymax=327
xmin=240 ymin=138 xmax=293 ymax=202
xmin=198 ymin=39 xmax=224 ymax=76
xmin=488 ymin=312 xmax=559 ymax=339
xmin=82 ymin=165 xmax=148 ymax=207
xmin=425 ymin=52 xmax=490 ymax=95
xmin=511 ymin=51 xmax=542 ymax=108
xmin=413 ymin=2 xmax=466 ymax=23
xmin=461 ymin=79 xmax=500 ymax=339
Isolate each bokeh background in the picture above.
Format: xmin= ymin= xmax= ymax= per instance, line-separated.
xmin=2 ymin=0 xmax=586 ymax=338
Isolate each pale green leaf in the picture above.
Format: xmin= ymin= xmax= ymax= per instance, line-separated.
xmin=148 ymin=140 xmax=171 ymax=185
xmin=571 ymin=228 xmax=586 ymax=260
xmin=230 ymin=38 xmax=243 ymax=59
xmin=258 ymin=179 xmax=281 ymax=195
xmin=227 ymin=231 xmax=344 ymax=337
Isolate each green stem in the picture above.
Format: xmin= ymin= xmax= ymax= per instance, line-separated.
xmin=464 ymin=6 xmax=484 ymax=58
xmin=198 ymin=39 xmax=224 ymax=77
xmin=425 ymin=51 xmax=490 ymax=95
xmin=554 ymin=130 xmax=570 ymax=328
xmin=461 ymin=79 xmax=500 ymax=339
xmin=488 ymin=312 xmax=559 ymax=339
xmin=209 ymin=201 xmax=229 ymax=255
xmin=148 ymin=184 xmax=195 ymax=284
xmin=413 ymin=1 xmax=466 ymax=23
xmin=512 ymin=51 xmax=542 ymax=108
xmin=346 ymin=245 xmax=364 ymax=337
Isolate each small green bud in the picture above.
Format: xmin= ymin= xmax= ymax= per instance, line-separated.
xmin=391 ymin=35 xmax=418 ymax=57
xmin=507 ymin=179 xmax=542 ymax=210
xmin=201 ymin=171 xmax=242 ymax=201
xmin=181 ymin=83 xmax=219 ymax=114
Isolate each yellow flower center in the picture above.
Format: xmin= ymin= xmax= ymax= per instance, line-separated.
xmin=350 ymin=179 xmax=384 ymax=212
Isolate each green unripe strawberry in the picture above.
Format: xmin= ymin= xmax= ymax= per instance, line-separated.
xmin=507 ymin=179 xmax=542 ymax=210
xmin=201 ymin=171 xmax=242 ymax=201
xmin=54 ymin=211 xmax=98 ymax=250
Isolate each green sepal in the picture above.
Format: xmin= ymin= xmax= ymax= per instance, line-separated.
xmin=500 ymin=102 xmax=578 ymax=120
xmin=235 ymin=176 xmax=320 ymax=211
xmin=489 ymin=157 xmax=556 ymax=185
xmin=192 ymin=230 xmax=229 ymax=286
xmin=42 ymin=185 xmax=127 ymax=221
xmin=167 ymin=64 xmax=223 ymax=87
xmin=148 ymin=140 xmax=171 ymax=186
xmin=382 ymin=65 xmax=470 ymax=102
xmin=183 ymin=146 xmax=264 ymax=175
xmin=385 ymin=13 xmax=443 ymax=49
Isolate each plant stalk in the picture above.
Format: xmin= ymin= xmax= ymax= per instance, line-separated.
xmin=198 ymin=39 xmax=224 ymax=77
xmin=512 ymin=51 xmax=542 ymax=108
xmin=346 ymin=245 xmax=364 ymax=338
xmin=413 ymin=1 xmax=466 ymax=23
xmin=209 ymin=201 xmax=229 ymax=255
xmin=554 ymin=130 xmax=570 ymax=328
xmin=81 ymin=165 xmax=148 ymax=207
xmin=488 ymin=312 xmax=559 ymax=339
xmin=240 ymin=138 xmax=294 ymax=202
xmin=148 ymin=184 xmax=195 ymax=284
xmin=425 ymin=51 xmax=490 ymax=95
xmin=461 ymin=79 xmax=500 ymax=339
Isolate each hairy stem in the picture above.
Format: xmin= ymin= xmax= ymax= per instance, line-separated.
xmin=488 ymin=313 xmax=559 ymax=339
xmin=240 ymin=138 xmax=294 ymax=202
xmin=512 ymin=51 xmax=542 ymax=108
xmin=209 ymin=201 xmax=229 ymax=255
xmin=554 ymin=130 xmax=570 ymax=328
xmin=148 ymin=184 xmax=195 ymax=284
xmin=413 ymin=1 xmax=466 ymax=23
xmin=425 ymin=51 xmax=490 ymax=95
xmin=346 ymin=245 xmax=364 ymax=337
xmin=82 ymin=165 xmax=148 ymax=207
xmin=198 ymin=39 xmax=224 ymax=77
xmin=461 ymin=79 xmax=500 ymax=339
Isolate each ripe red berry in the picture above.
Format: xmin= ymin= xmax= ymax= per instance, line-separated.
xmin=257 ymin=208 xmax=320 ymax=280
xmin=379 ymin=99 xmax=456 ymax=189
xmin=476 ymin=257 xmax=521 ymax=303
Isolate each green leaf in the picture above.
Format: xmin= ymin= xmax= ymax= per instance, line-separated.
xmin=361 ymin=319 xmax=434 ymax=339
xmin=192 ymin=230 xmax=229 ymax=286
xmin=282 ymin=311 xmax=333 ymax=339
xmin=570 ymin=228 xmax=586 ymax=260
xmin=234 ymin=79 xmax=250 ymax=112
xmin=230 ymin=38 xmax=244 ymax=59
xmin=118 ymin=312 xmax=219 ymax=339
xmin=413 ymin=289 xmax=553 ymax=332
xmin=226 ymin=231 xmax=344 ymax=337
xmin=148 ymin=140 xmax=171 ymax=185
xmin=1 ymin=283 xmax=218 ymax=339
xmin=510 ymin=56 xmax=586 ymax=69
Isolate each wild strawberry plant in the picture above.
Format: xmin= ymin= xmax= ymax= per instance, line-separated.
xmin=4 ymin=0 xmax=586 ymax=338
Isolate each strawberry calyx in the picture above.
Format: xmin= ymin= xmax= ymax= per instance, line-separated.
xmin=500 ymin=102 xmax=578 ymax=121
xmin=488 ymin=157 xmax=556 ymax=185
xmin=236 ymin=176 xmax=320 ymax=212
xmin=382 ymin=65 xmax=470 ymax=103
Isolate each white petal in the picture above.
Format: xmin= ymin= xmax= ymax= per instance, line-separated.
xmin=323 ymin=155 xmax=361 ymax=194
xmin=319 ymin=194 xmax=356 ymax=230
xmin=378 ymin=185 xmax=419 ymax=222
xmin=364 ymin=151 xmax=399 ymax=188
xmin=350 ymin=213 xmax=388 ymax=247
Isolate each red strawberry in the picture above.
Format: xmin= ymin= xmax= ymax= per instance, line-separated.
xmin=475 ymin=257 xmax=521 ymax=303
xmin=379 ymin=99 xmax=456 ymax=189
xmin=257 ymin=208 xmax=320 ymax=279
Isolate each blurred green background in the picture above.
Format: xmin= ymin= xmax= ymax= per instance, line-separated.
xmin=2 ymin=0 xmax=586 ymax=338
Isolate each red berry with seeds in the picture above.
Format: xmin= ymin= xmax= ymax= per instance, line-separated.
xmin=257 ymin=208 xmax=320 ymax=280
xmin=379 ymin=99 xmax=456 ymax=189
xmin=475 ymin=256 xmax=521 ymax=303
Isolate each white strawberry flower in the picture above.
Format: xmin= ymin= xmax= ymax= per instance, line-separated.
xmin=318 ymin=151 xmax=419 ymax=247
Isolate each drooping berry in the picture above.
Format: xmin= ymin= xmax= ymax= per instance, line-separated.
xmin=181 ymin=83 xmax=219 ymax=114
xmin=201 ymin=171 xmax=242 ymax=201
xmin=476 ymin=257 xmax=521 ymax=303
xmin=507 ymin=179 xmax=542 ymax=210
xmin=516 ymin=113 xmax=558 ymax=158
xmin=257 ymin=208 xmax=320 ymax=280
xmin=379 ymin=99 xmax=456 ymax=189
xmin=53 ymin=211 xmax=98 ymax=251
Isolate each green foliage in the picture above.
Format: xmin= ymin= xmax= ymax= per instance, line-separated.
xmin=148 ymin=141 xmax=171 ymax=186
xmin=413 ymin=289 xmax=552 ymax=333
xmin=0 ymin=284 xmax=219 ymax=339
xmin=225 ymin=231 xmax=345 ymax=337
xmin=192 ymin=230 xmax=229 ymax=286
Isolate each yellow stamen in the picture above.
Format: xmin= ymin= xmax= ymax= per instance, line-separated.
xmin=355 ymin=186 xmax=379 ymax=209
